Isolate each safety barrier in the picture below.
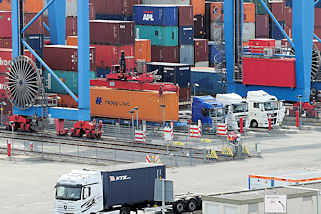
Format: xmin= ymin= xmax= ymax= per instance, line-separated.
xmin=163 ymin=126 xmax=174 ymax=141
xmin=216 ymin=123 xmax=228 ymax=136
xmin=135 ymin=130 xmax=146 ymax=143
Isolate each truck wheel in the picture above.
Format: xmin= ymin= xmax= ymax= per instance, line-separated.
xmin=187 ymin=198 xmax=197 ymax=212
xmin=120 ymin=207 xmax=130 ymax=214
xmin=173 ymin=200 xmax=185 ymax=214
xmin=250 ymin=120 xmax=258 ymax=128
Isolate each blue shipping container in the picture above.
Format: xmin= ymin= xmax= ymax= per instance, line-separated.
xmin=25 ymin=34 xmax=44 ymax=67
xmin=179 ymin=26 xmax=194 ymax=45
xmin=271 ymin=21 xmax=285 ymax=40
xmin=133 ymin=5 xmax=178 ymax=26
xmin=208 ymin=42 xmax=225 ymax=64
xmin=136 ymin=25 xmax=178 ymax=46
xmin=191 ymin=68 xmax=226 ymax=95
xmin=95 ymin=14 xmax=133 ymax=21
xmin=180 ymin=45 xmax=194 ymax=65
xmin=146 ymin=62 xmax=191 ymax=87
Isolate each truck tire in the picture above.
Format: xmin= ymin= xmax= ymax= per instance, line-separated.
xmin=173 ymin=200 xmax=185 ymax=214
xmin=186 ymin=198 xmax=197 ymax=212
xmin=120 ymin=207 xmax=130 ymax=214
xmin=250 ymin=120 xmax=258 ymax=128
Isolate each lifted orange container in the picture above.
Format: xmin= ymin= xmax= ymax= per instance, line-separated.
xmin=66 ymin=36 xmax=78 ymax=46
xmin=135 ymin=39 xmax=151 ymax=62
xmin=90 ymin=87 xmax=179 ymax=122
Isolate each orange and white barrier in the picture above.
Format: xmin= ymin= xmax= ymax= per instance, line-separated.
xmin=135 ymin=130 xmax=146 ymax=143
xmin=163 ymin=122 xmax=174 ymax=141
xmin=190 ymin=120 xmax=201 ymax=138
xmin=216 ymin=123 xmax=228 ymax=136
xmin=145 ymin=154 xmax=151 ymax=163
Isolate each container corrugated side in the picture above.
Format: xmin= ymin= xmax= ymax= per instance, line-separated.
xmin=180 ymin=45 xmax=194 ymax=65
xmin=179 ymin=26 xmax=194 ymax=45
xmin=135 ymin=39 xmax=151 ymax=62
xmin=133 ymin=5 xmax=178 ymax=26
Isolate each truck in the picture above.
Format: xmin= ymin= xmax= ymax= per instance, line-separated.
xmin=54 ymin=163 xmax=201 ymax=214
xmin=246 ymin=90 xmax=284 ymax=128
xmin=215 ymin=93 xmax=249 ymax=130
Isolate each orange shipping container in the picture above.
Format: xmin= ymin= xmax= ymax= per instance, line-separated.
xmin=0 ymin=0 xmax=44 ymax=13
xmin=90 ymin=87 xmax=179 ymax=122
xmin=243 ymin=3 xmax=255 ymax=23
xmin=66 ymin=36 xmax=78 ymax=46
xmin=135 ymin=39 xmax=151 ymax=62
xmin=191 ymin=0 xmax=205 ymax=16
xmin=57 ymin=94 xmax=78 ymax=108
xmin=210 ymin=2 xmax=224 ymax=22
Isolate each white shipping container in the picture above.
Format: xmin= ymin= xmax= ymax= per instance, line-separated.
xmin=141 ymin=0 xmax=190 ymax=5
xmin=66 ymin=0 xmax=77 ymax=17
xmin=210 ymin=22 xmax=224 ymax=42
xmin=242 ymin=22 xmax=255 ymax=42
xmin=249 ymin=169 xmax=321 ymax=190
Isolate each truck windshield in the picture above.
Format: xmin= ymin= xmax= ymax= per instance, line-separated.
xmin=56 ymin=185 xmax=81 ymax=201
xmin=209 ymin=108 xmax=224 ymax=117
xmin=264 ymin=101 xmax=278 ymax=111
xmin=232 ymin=103 xmax=248 ymax=113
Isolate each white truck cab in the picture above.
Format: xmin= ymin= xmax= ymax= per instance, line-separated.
xmin=55 ymin=169 xmax=104 ymax=214
xmin=216 ymin=93 xmax=249 ymax=130
xmin=246 ymin=90 xmax=283 ymax=128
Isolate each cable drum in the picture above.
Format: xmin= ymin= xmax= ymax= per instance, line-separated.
xmin=5 ymin=55 xmax=41 ymax=110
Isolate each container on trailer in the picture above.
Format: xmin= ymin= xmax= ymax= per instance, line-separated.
xmin=242 ymin=22 xmax=255 ymax=41
xmin=194 ymin=39 xmax=208 ymax=62
xmin=255 ymin=14 xmax=270 ymax=38
xmin=210 ymin=21 xmax=224 ymax=41
xmin=151 ymin=46 xmax=179 ymax=63
xmin=44 ymin=70 xmax=96 ymax=95
xmin=178 ymin=5 xmax=193 ymax=26
xmin=194 ymin=15 xmax=206 ymax=39
xmin=135 ymin=25 xmax=178 ymax=47
xmin=146 ymin=62 xmax=191 ymax=87
xmin=91 ymin=87 xmax=179 ymax=122
xmin=135 ymin=39 xmax=151 ymax=62
xmin=180 ymin=44 xmax=194 ymax=65
xmin=90 ymin=20 xmax=135 ymax=45
xmin=93 ymin=0 xmax=140 ymax=16
xmin=208 ymin=41 xmax=225 ymax=65
xmin=242 ymin=57 xmax=296 ymax=88
xmin=179 ymin=26 xmax=194 ymax=45
xmin=190 ymin=0 xmax=205 ymax=16
xmin=43 ymin=45 xmax=96 ymax=72
xmin=191 ymin=67 xmax=225 ymax=95
xmin=133 ymin=5 xmax=178 ymax=26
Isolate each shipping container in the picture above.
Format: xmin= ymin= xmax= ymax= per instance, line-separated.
xmin=93 ymin=0 xmax=140 ymax=16
xmin=249 ymin=39 xmax=275 ymax=48
xmin=191 ymin=67 xmax=225 ymax=95
xmin=190 ymin=0 xmax=205 ymax=16
xmin=151 ymin=46 xmax=179 ymax=63
xmin=0 ymin=48 xmax=34 ymax=73
xmin=90 ymin=87 xmax=179 ymax=122
xmin=133 ymin=5 xmax=178 ymax=26
xmin=271 ymin=2 xmax=285 ymax=21
xmin=57 ymin=94 xmax=78 ymax=108
xmin=141 ymin=0 xmax=190 ymax=5
xmin=179 ymin=26 xmax=194 ymax=45
xmin=255 ymin=14 xmax=270 ymax=38
xmin=66 ymin=36 xmax=78 ymax=46
xmin=208 ymin=41 xmax=225 ymax=65
xmin=179 ymin=87 xmax=191 ymax=102
xmin=95 ymin=14 xmax=133 ymax=21
xmin=194 ymin=38 xmax=208 ymax=62
xmin=44 ymin=70 xmax=96 ymax=95
xmin=0 ymin=11 xmax=12 ymax=38
xmin=209 ymin=2 xmax=224 ymax=22
xmin=194 ymin=15 xmax=206 ymax=39
xmin=146 ymin=62 xmax=191 ymax=87
xmin=135 ymin=25 xmax=178 ymax=47
xmin=178 ymin=5 xmax=193 ymax=26
xmin=316 ymin=8 xmax=321 ymax=27
xmin=194 ymin=61 xmax=209 ymax=67
xmin=253 ymin=0 xmax=269 ymax=15
xmin=135 ymin=39 xmax=151 ymax=62
xmin=242 ymin=22 xmax=255 ymax=41
xmin=243 ymin=3 xmax=255 ymax=23
xmin=25 ymin=34 xmax=44 ymax=67
xmin=179 ymin=44 xmax=194 ymax=65
xmin=0 ymin=38 xmax=12 ymax=49
xmin=0 ymin=0 xmax=43 ymax=12
xmin=92 ymin=44 xmax=135 ymax=71
xmin=96 ymin=67 xmax=111 ymax=78
xmin=271 ymin=21 xmax=285 ymax=40
xmin=43 ymin=45 xmax=96 ymax=72
xmin=65 ymin=16 xmax=77 ymax=37
xmin=210 ymin=21 xmax=224 ymax=41
xmin=242 ymin=57 xmax=296 ymax=88
xmin=90 ymin=20 xmax=135 ymax=45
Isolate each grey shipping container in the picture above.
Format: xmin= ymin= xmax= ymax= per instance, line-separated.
xmin=210 ymin=21 xmax=224 ymax=41
xmin=180 ymin=45 xmax=194 ymax=65
xmin=195 ymin=61 xmax=209 ymax=67
xmin=102 ymin=163 xmax=166 ymax=209
xmin=242 ymin=22 xmax=255 ymax=41
xmin=141 ymin=0 xmax=190 ymax=5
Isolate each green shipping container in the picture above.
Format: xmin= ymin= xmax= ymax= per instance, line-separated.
xmin=253 ymin=0 xmax=269 ymax=15
xmin=44 ymin=70 xmax=96 ymax=95
xmin=135 ymin=25 xmax=178 ymax=46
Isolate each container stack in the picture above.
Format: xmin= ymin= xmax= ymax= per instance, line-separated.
xmin=205 ymin=1 xmax=224 ymax=42
xmin=254 ymin=0 xmax=270 ymax=38
xmin=93 ymin=0 xmax=140 ymax=20
xmin=134 ymin=5 xmax=194 ymax=64
xmin=242 ymin=3 xmax=256 ymax=42
xmin=90 ymin=20 xmax=136 ymax=77
xmin=194 ymin=39 xmax=208 ymax=67
xmin=270 ymin=1 xmax=292 ymax=40
xmin=192 ymin=0 xmax=206 ymax=39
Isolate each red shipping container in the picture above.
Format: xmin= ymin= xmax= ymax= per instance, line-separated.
xmin=92 ymin=44 xmax=135 ymax=70
xmin=0 ymin=38 xmax=12 ymax=49
xmin=0 ymin=48 xmax=35 ymax=73
xmin=315 ymin=8 xmax=321 ymax=27
xmin=194 ymin=38 xmax=208 ymax=62
xmin=249 ymin=39 xmax=275 ymax=54
xmin=66 ymin=16 xmax=77 ymax=37
xmin=94 ymin=0 xmax=141 ymax=16
xmin=43 ymin=45 xmax=96 ymax=72
xmin=89 ymin=1 xmax=96 ymax=20
xmin=24 ymin=12 xmax=44 ymax=35
xmin=90 ymin=20 xmax=135 ymax=45
xmin=242 ymin=57 xmax=296 ymax=88
xmin=0 ymin=11 xmax=12 ymax=38
xmin=255 ymin=14 xmax=269 ymax=38
xmin=271 ymin=2 xmax=285 ymax=21
xmin=284 ymin=7 xmax=292 ymax=28
xmin=151 ymin=46 xmax=179 ymax=63
xmin=179 ymin=5 xmax=194 ymax=26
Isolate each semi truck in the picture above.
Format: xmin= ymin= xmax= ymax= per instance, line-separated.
xmin=54 ymin=163 xmax=201 ymax=214
xmin=246 ymin=90 xmax=284 ymax=128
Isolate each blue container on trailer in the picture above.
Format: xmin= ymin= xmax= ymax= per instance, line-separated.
xmin=271 ymin=21 xmax=285 ymax=40
xmin=179 ymin=26 xmax=194 ymax=45
xmin=133 ymin=5 xmax=178 ymax=26
xmin=208 ymin=41 xmax=225 ymax=64
xmin=146 ymin=62 xmax=191 ymax=87
xmin=135 ymin=25 xmax=178 ymax=46
xmin=191 ymin=67 xmax=226 ymax=95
